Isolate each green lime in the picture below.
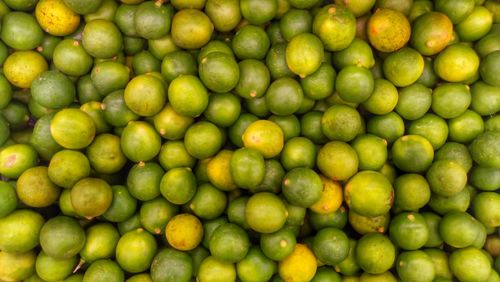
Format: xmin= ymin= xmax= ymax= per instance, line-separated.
xmin=237 ymin=246 xmax=276 ymax=282
xmin=300 ymin=63 xmax=336 ymax=101
xmin=235 ymin=59 xmax=271 ymax=99
xmin=351 ymin=134 xmax=387 ymax=171
xmin=395 ymin=83 xmax=432 ymax=120
xmin=448 ymin=110 xmax=484 ymax=143
xmin=184 ymin=121 xmax=223 ymax=159
xmin=71 ymin=177 xmax=113 ymax=219
xmin=199 ymin=51 xmax=240 ymax=93
xmin=242 ymin=120 xmax=284 ymax=158
xmin=16 ymin=166 xmax=60 ymax=208
xmin=121 ymin=121 xmax=161 ymax=162
xmin=470 ymin=165 xmax=500 ymax=191
xmin=282 ymin=167 xmax=322 ymax=208
xmin=40 ymin=216 xmax=85 ymax=259
xmin=126 ymin=162 xmax=163 ymax=201
xmin=230 ymin=147 xmax=265 ymax=190
xmin=348 ymin=209 xmax=389 ymax=235
xmin=198 ymin=256 xmax=236 ymax=282
xmin=31 ymin=70 xmax=76 ymax=110
xmin=124 ymin=74 xmax=165 ymax=117
xmin=80 ymin=222 xmax=120 ymax=263
xmin=160 ymin=167 xmax=196 ymax=205
xmin=417 ymin=57 xmax=439 ymax=88
xmin=356 ymin=233 xmax=396 ymax=274
xmin=449 ymin=247 xmax=492 ymax=282
xmin=390 ymin=212 xmax=429 ymax=250
xmin=279 ymin=8 xmax=312 ymax=41
xmin=0 ymin=181 xmax=16 ymax=218
xmin=285 ymin=33 xmax=323 ymax=78
xmin=82 ymin=19 xmax=122 ymax=59
xmin=86 ymin=134 xmax=126 ymax=174
xmin=316 ymin=141 xmax=358 ymax=181
xmin=366 ymin=112 xmax=405 ymax=144
xmin=435 ymin=142 xmax=473 ymax=173
xmin=251 ymin=159 xmax=286 ymax=194
xmin=153 ymin=104 xmax=194 ymax=139
xmin=116 ymin=228 xmax=157 ymax=273
xmin=383 ymin=47 xmax=424 ymax=87
xmin=159 ymin=141 xmax=196 ymax=170
xmin=313 ymin=4 xmax=356 ymax=51
xmin=440 ymin=211 xmax=481 ymax=248
xmin=245 ymin=192 xmax=287 ymax=234
xmin=227 ymin=196 xmax=250 ymax=229
xmin=160 ymin=50 xmax=197 ymax=83
xmin=50 ymin=108 xmax=95 ymax=150
xmin=332 ymin=37 xmax=374 ymax=69
xmin=1 ymin=11 xmax=43 ymax=50
xmin=232 ymin=25 xmax=270 ymax=60
xmin=265 ymin=77 xmax=304 ymax=116
xmin=260 ymin=227 xmax=297 ymax=261
xmin=393 ymin=174 xmax=431 ymax=211
xmin=150 ymin=248 xmax=193 ymax=282
xmin=0 ymin=209 xmax=44 ymax=253
xmin=240 ymin=0 xmax=277 ymax=25
xmin=280 ymin=136 xmax=316 ymax=170
xmin=82 ymin=259 xmax=124 ymax=282
xmin=480 ymin=50 xmax=500 ymax=87
xmin=433 ymin=44 xmax=479 ymax=83
xmin=473 ymin=192 xmax=500 ymax=228
xmin=456 ymin=6 xmax=493 ymax=42
xmin=429 ymin=184 xmax=471 ymax=215
xmin=312 ymin=227 xmax=349 ymax=266
xmin=168 ymin=75 xmax=208 ymax=118
xmin=336 ymin=65 xmax=374 ymax=103
xmin=426 ymin=160 xmax=467 ymax=197
xmin=321 ymin=104 xmax=362 ymax=142
xmin=202 ymin=92 xmax=242 ymax=127
xmin=0 ymin=143 xmax=38 ymax=179
xmin=205 ymin=0 xmax=241 ymax=32
xmin=189 ymin=183 xmax=227 ymax=220
xmin=410 ymin=11 xmax=454 ymax=56
xmin=53 ymin=39 xmax=93 ymax=76
xmin=435 ymin=0 xmax=475 ymax=24
xmin=344 ymin=171 xmax=393 ymax=217
xmin=391 ymin=135 xmax=434 ymax=173
xmin=209 ymin=223 xmax=250 ymax=263
xmin=134 ymin=1 xmax=172 ymax=40
xmin=361 ymin=78 xmax=398 ymax=115
xmin=35 ymin=250 xmax=78 ymax=282
xmin=102 ymin=185 xmax=137 ymax=223
xmin=139 ymin=197 xmax=178 ymax=235
xmin=432 ymin=83 xmax=471 ymax=119
xmin=470 ymin=131 xmax=500 ymax=169
xmin=408 ymin=113 xmax=449 ymax=150
xmin=396 ymin=250 xmax=435 ymax=282
xmin=470 ymin=81 xmax=500 ymax=116
xmin=171 ymin=9 xmax=213 ymax=49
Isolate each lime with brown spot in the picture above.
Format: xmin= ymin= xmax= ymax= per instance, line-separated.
xmin=367 ymin=8 xmax=410 ymax=53
xmin=3 ymin=51 xmax=48 ymax=89
xmin=0 ymin=143 xmax=38 ymax=179
xmin=36 ymin=0 xmax=80 ymax=36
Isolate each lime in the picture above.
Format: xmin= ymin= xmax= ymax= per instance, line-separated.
xmin=282 ymin=167 xmax=323 ymax=208
xmin=121 ymin=121 xmax=161 ymax=162
xmin=232 ymin=25 xmax=270 ymax=60
xmin=361 ymin=78 xmax=398 ymax=115
xmin=197 ymin=256 xmax=236 ymax=282
xmin=285 ymin=33 xmax=323 ymax=78
xmin=209 ymin=223 xmax=250 ymax=263
xmin=242 ymin=120 xmax=284 ymax=159
xmin=440 ymin=211 xmax=481 ymax=248
xmin=279 ymin=8 xmax=313 ymax=41
xmin=80 ymin=222 xmax=120 ymax=263
xmin=396 ymin=251 xmax=435 ymax=282
xmin=126 ymin=162 xmax=163 ymax=201
xmin=391 ymin=135 xmax=434 ymax=173
xmin=393 ymin=174 xmax=431 ymax=211
xmin=383 ymin=47 xmax=424 ymax=87
xmin=336 ymin=65 xmax=374 ymax=103
xmin=395 ymin=83 xmax=432 ymax=120
xmin=313 ymin=4 xmax=356 ymax=51
xmin=0 ymin=210 xmax=44 ymax=253
xmin=426 ymin=160 xmax=467 ymax=197
xmin=237 ymin=246 xmax=276 ymax=282
xmin=355 ymin=233 xmax=396 ymax=274
xmin=316 ymin=141 xmax=358 ymax=181
xmin=82 ymin=259 xmax=124 ymax=282
xmin=434 ymin=44 xmax=479 ymax=83
xmin=70 ymin=177 xmax=113 ymax=219
xmin=245 ymin=192 xmax=288 ymax=234
xmin=0 ymin=143 xmax=38 ymax=179
xmin=351 ymin=134 xmax=387 ymax=171
xmin=0 ymin=250 xmax=36 ymax=282
xmin=321 ymin=104 xmax=362 ymax=142
xmin=184 ymin=121 xmax=223 ymax=159
xmin=166 ymin=214 xmax=203 ymax=251
xmin=344 ymin=171 xmax=393 ymax=217
xmin=367 ymin=8 xmax=410 ymax=52
xmin=278 ymin=244 xmax=317 ymax=282
xmin=189 ymin=183 xmax=227 ymax=220
xmin=449 ymin=247 xmax=492 ymax=282
xmin=16 ymin=166 xmax=60 ymax=208
xmin=312 ymin=227 xmax=349 ymax=265
xmin=265 ymin=77 xmax=304 ymax=116
xmin=240 ymin=0 xmax=277 ymax=25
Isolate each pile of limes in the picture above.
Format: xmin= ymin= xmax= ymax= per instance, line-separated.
xmin=0 ymin=0 xmax=499 ymax=281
